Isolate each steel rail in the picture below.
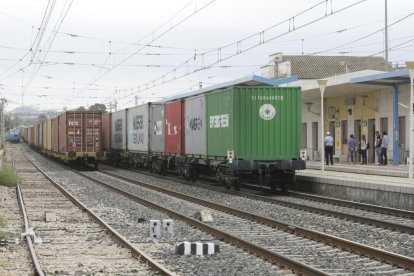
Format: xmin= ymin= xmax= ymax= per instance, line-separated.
xmin=20 ymin=151 xmax=174 ymax=276
xmin=144 ymin=169 xmax=414 ymax=234
xmin=10 ymin=144 xmax=46 ymax=276
xmin=99 ymin=170 xmax=414 ymax=271
xmin=287 ymin=191 xmax=414 ymax=219
xmin=16 ymin=185 xmax=45 ymax=276
xmin=79 ymin=171 xmax=327 ymax=276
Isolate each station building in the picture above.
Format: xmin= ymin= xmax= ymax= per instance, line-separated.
xmin=262 ymin=53 xmax=411 ymax=165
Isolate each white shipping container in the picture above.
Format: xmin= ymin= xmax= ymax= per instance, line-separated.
xmin=127 ymin=103 xmax=150 ymax=152
xmin=150 ymin=104 xmax=165 ymax=153
xmin=111 ymin=109 xmax=127 ymax=150
xmin=185 ymin=94 xmax=206 ymax=156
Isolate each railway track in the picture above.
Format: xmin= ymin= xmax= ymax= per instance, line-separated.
xmin=6 ymin=144 xmax=170 ymax=275
xmin=22 ymin=146 xmax=413 ymax=275
xmin=22 ymin=146 xmax=296 ymax=275
xmin=16 ymin=144 xmax=414 ymax=274
xmin=101 ymin=164 xmax=414 ymax=235
xmin=92 ymin=169 xmax=414 ymax=271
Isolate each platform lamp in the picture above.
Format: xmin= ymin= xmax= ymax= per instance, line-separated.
xmin=317 ymin=79 xmax=328 ymax=173
xmin=405 ymin=61 xmax=414 ymax=180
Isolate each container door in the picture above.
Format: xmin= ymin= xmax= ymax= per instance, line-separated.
xmin=66 ymin=112 xmax=83 ymax=152
xmin=85 ymin=112 xmax=102 ymax=152
xmin=206 ymin=88 xmax=234 ymax=157
xmin=185 ymin=95 xmax=206 ymax=156
xmin=165 ymin=100 xmax=183 ymax=155
xmin=111 ymin=110 xmax=127 ymax=150
xmin=150 ymin=104 xmax=164 ymax=153
xmin=127 ymin=104 xmax=150 ymax=152
xmin=102 ymin=114 xmax=111 ymax=151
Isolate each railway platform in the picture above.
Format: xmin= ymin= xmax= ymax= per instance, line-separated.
xmin=294 ymin=161 xmax=414 ymax=210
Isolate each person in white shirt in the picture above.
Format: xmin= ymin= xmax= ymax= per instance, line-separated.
xmin=324 ymin=131 xmax=334 ymax=165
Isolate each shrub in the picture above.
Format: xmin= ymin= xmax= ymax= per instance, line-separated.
xmin=0 ymin=164 xmax=19 ymax=187
xmin=0 ymin=216 xmax=5 ymax=240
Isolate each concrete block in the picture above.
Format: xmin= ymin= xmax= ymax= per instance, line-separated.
xmin=176 ymin=241 xmax=191 ymax=255
xmin=176 ymin=242 xmax=219 ymax=255
xmin=195 ymin=210 xmax=213 ymax=223
xmin=191 ymin=242 xmax=203 ymax=255
xmin=163 ymin=219 xmax=174 ymax=236
xmin=150 ymin=220 xmax=161 ymax=238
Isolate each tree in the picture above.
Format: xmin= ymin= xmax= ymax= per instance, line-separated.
xmin=38 ymin=114 xmax=47 ymax=122
xmin=4 ymin=114 xmax=11 ymax=130
xmin=76 ymin=106 xmax=86 ymax=111
xmin=88 ymin=103 xmax=107 ymax=113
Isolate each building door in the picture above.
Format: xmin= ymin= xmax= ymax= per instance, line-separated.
xmin=354 ymin=119 xmax=361 ymax=162
xmin=380 ymin=117 xmax=388 ymax=134
xmin=341 ymin=120 xmax=347 ymax=155
xmin=399 ymin=116 xmax=406 ymax=163
xmin=302 ymin=122 xmax=307 ymax=148
xmin=329 ymin=121 xmax=335 ymax=152
xmin=312 ymin=122 xmax=318 ymax=160
xmin=368 ymin=119 xmax=375 ymax=163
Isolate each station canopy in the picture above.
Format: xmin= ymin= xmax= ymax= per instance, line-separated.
xmin=350 ymin=69 xmax=411 ymax=87
xmin=161 ymin=75 xmax=298 ymax=103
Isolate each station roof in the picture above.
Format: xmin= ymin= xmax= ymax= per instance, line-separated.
xmin=161 ymin=75 xmax=298 ymax=102
xmin=350 ymin=69 xmax=411 ymax=87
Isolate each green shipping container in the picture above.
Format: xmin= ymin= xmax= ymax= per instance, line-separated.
xmin=206 ymin=86 xmax=302 ymax=160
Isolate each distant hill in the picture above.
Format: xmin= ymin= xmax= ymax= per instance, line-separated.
xmin=7 ymin=106 xmax=59 ymax=117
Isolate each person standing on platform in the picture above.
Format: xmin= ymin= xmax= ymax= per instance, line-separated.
xmin=324 ymin=131 xmax=334 ymax=165
xmin=348 ymin=134 xmax=357 ymax=165
xmin=360 ymin=134 xmax=368 ymax=164
xmin=381 ymin=131 xmax=389 ymax=165
xmin=375 ymin=131 xmax=382 ymax=164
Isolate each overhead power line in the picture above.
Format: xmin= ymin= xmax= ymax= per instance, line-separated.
xmin=80 ymin=0 xmax=217 ymax=95
xmin=103 ymin=0 xmax=367 ymax=106
xmin=309 ymin=12 xmax=414 ymax=55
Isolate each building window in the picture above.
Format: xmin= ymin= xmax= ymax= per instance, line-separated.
xmin=302 ymin=123 xmax=307 ymax=148
xmin=341 ymin=120 xmax=347 ymax=144
xmin=399 ymin=116 xmax=406 ymax=146
xmin=380 ymin=117 xmax=388 ymax=135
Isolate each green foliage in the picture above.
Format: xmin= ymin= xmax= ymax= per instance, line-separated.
xmin=38 ymin=114 xmax=47 ymax=122
xmin=0 ymin=164 xmax=19 ymax=187
xmin=0 ymin=216 xmax=5 ymax=239
xmin=76 ymin=106 xmax=87 ymax=111
xmin=88 ymin=103 xmax=107 ymax=113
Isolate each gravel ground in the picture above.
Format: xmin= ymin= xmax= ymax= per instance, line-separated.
xmin=25 ymin=149 xmax=293 ymax=276
xmin=0 ymin=186 xmax=33 ymax=275
xmin=102 ymin=166 xmax=414 ymax=259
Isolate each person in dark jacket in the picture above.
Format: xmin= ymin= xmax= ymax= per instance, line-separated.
xmin=375 ymin=131 xmax=382 ymax=164
xmin=348 ymin=134 xmax=357 ymax=165
xmin=381 ymin=131 xmax=389 ymax=165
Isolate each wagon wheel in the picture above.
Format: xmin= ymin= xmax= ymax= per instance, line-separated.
xmin=233 ymin=177 xmax=240 ymax=191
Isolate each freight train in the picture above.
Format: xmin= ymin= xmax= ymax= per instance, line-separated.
xmin=8 ymin=128 xmax=20 ymax=143
xmin=103 ymin=76 xmax=306 ymax=191
xmin=22 ymin=111 xmax=106 ymax=169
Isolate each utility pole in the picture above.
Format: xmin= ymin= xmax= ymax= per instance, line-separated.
xmin=384 ymin=0 xmax=388 ymax=64
xmin=0 ymin=98 xmax=7 ymax=150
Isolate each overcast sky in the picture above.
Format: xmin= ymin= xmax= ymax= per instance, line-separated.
xmin=1 ymin=0 xmax=414 ymax=112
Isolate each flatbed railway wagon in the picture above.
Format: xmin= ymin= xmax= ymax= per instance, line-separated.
xmin=51 ymin=111 xmax=106 ymax=168
xmin=177 ymin=85 xmax=306 ymax=191
xmin=103 ymin=76 xmax=306 ymax=191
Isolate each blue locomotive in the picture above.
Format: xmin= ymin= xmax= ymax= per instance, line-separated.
xmin=8 ymin=128 xmax=20 ymax=143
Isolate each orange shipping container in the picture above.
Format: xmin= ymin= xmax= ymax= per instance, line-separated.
xmin=57 ymin=111 xmax=102 ymax=153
